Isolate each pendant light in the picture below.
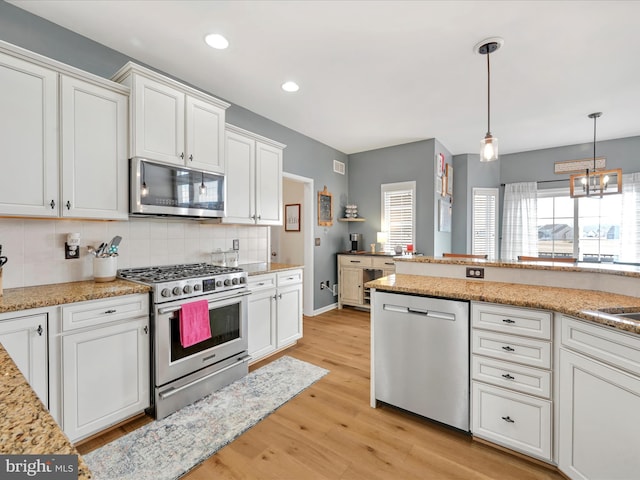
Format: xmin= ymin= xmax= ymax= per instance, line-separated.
xmin=199 ymin=171 xmax=207 ymax=195
xmin=475 ymin=38 xmax=503 ymax=162
xmin=569 ymin=112 xmax=622 ymax=198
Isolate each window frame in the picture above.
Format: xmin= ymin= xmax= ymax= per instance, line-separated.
xmin=380 ymin=181 xmax=416 ymax=254
xmin=472 ymin=187 xmax=499 ymax=259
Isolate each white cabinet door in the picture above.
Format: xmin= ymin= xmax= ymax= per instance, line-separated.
xmin=248 ymin=288 xmax=276 ymax=361
xmin=186 ymin=96 xmax=225 ymax=173
xmin=62 ymin=317 xmax=150 ymax=442
xmin=558 ymin=348 xmax=640 ymax=480
xmin=224 ymin=129 xmax=256 ymax=224
xmin=0 ymin=52 xmax=58 ymax=217
xmin=276 ymin=283 xmax=303 ymax=348
xmin=255 ymin=141 xmax=283 ymax=225
xmin=0 ymin=313 xmax=48 ymax=407
xmin=132 ymin=74 xmax=185 ymax=165
xmin=60 ymin=75 xmax=128 ymax=219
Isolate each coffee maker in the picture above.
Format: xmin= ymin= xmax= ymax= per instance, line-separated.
xmin=349 ymin=233 xmax=363 ymax=252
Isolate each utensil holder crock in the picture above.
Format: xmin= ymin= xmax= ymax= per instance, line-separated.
xmin=93 ymin=256 xmax=117 ymax=282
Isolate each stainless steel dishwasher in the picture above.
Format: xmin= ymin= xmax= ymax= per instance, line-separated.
xmin=372 ymin=290 xmax=470 ymax=431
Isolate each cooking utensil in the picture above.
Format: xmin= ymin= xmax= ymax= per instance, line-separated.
xmin=107 ymin=236 xmax=122 ymax=255
xmin=0 ymin=256 xmax=7 ymax=267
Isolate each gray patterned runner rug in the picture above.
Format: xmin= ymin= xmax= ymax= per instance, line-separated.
xmin=84 ymin=356 xmax=329 ymax=480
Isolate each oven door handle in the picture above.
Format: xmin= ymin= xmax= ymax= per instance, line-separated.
xmin=157 ymin=291 xmax=251 ymax=315
xmin=158 ymin=355 xmax=251 ymax=400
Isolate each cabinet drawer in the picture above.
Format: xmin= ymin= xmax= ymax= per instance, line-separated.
xmin=472 ymin=355 xmax=551 ymax=398
xmin=561 ymin=316 xmax=640 ymax=376
xmin=371 ymin=257 xmax=396 ymax=270
xmin=472 ymin=382 xmax=552 ymax=461
xmin=248 ymin=273 xmax=276 ymax=292
xmin=472 ymin=303 xmax=551 ymax=340
xmin=62 ymin=294 xmax=149 ymax=331
xmin=339 ymin=255 xmax=372 ymax=267
xmin=276 ymin=269 xmax=303 ymax=287
xmin=472 ymin=329 xmax=551 ymax=369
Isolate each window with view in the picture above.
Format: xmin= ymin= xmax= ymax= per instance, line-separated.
xmin=381 ymin=181 xmax=416 ymax=254
xmin=536 ymin=187 xmax=630 ymax=262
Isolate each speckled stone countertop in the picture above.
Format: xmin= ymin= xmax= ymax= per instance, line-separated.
xmin=367 ymin=274 xmax=640 ymax=335
xmin=242 ymin=262 xmax=303 ymax=276
xmin=0 ymin=280 xmax=151 ymax=315
xmin=337 ymin=251 xmax=396 ymax=257
xmin=0 ymin=346 xmax=91 ymax=479
xmin=394 ymin=255 xmax=640 ymax=278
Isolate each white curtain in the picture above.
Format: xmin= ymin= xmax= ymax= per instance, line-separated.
xmin=620 ymin=172 xmax=640 ymax=263
xmin=501 ymin=182 xmax=538 ymax=260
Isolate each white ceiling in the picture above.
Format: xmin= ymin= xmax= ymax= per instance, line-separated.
xmin=9 ymin=0 xmax=640 ymax=155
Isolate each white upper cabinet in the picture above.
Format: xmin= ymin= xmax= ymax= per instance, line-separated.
xmin=0 ymin=41 xmax=129 ymax=220
xmin=223 ymin=124 xmax=285 ymax=225
xmin=60 ymin=75 xmax=128 ymax=219
xmin=113 ymin=62 xmax=229 ymax=173
xmin=0 ymin=51 xmax=59 ymax=217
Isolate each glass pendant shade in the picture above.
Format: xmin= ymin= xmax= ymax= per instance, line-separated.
xmin=480 ymin=133 xmax=499 ymax=162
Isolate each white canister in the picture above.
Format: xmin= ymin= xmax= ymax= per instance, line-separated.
xmin=93 ymin=256 xmax=117 ymax=282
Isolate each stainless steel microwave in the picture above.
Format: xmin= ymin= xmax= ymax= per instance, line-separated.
xmin=130 ymin=158 xmax=226 ymax=218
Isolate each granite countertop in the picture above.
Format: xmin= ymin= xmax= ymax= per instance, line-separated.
xmin=0 ymin=280 xmax=151 ymax=315
xmin=394 ymin=255 xmax=640 ymax=278
xmin=242 ymin=262 xmax=303 ymax=276
xmin=337 ymin=251 xmax=396 ymax=257
xmin=0 ymin=346 xmax=91 ymax=479
xmin=366 ymin=274 xmax=640 ymax=335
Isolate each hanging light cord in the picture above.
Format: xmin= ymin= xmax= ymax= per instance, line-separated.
xmin=486 ymin=48 xmax=491 ymax=134
xmin=592 ymin=114 xmax=597 ymax=171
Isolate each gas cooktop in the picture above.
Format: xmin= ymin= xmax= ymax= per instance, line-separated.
xmin=117 ymin=263 xmax=247 ymax=303
xmin=118 ymin=263 xmax=242 ymax=283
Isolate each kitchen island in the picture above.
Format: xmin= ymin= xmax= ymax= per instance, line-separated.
xmin=368 ymin=258 xmax=640 ymax=479
xmin=0 ymin=344 xmax=92 ymax=479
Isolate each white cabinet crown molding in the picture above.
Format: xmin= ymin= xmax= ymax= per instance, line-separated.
xmin=111 ymin=61 xmax=229 ymax=110
xmin=0 ymin=39 xmax=128 ymax=94
xmin=225 ymin=123 xmax=286 ymax=150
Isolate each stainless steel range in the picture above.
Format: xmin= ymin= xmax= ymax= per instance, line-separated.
xmin=118 ymin=263 xmax=250 ymax=419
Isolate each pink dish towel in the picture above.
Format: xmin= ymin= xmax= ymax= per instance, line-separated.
xmin=179 ymin=299 xmax=212 ymax=348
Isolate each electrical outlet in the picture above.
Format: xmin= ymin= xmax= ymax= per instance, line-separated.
xmin=465 ymin=267 xmax=485 ymax=279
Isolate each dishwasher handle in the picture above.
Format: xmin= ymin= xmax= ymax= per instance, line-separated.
xmin=383 ymin=303 xmax=455 ymax=321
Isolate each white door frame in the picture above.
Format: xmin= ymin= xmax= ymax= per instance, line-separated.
xmin=282 ymin=171 xmax=314 ymax=316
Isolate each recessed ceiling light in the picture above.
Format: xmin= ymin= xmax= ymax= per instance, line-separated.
xmin=282 ymin=81 xmax=300 ymax=93
xmin=204 ymin=34 xmax=229 ymax=50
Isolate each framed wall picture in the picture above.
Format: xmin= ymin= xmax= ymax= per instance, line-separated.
xmin=436 ymin=153 xmax=445 ymax=177
xmin=445 ymin=163 xmax=454 ymax=196
xmin=285 ymin=203 xmax=301 ymax=231
xmin=439 ymin=199 xmax=452 ymax=232
xmin=317 ymin=186 xmax=333 ymax=226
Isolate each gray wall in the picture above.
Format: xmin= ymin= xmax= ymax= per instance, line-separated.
xmin=348 ymin=139 xmax=453 ymax=256
xmin=0 ymin=0 xmax=348 ymax=311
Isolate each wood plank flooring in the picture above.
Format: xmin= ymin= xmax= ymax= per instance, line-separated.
xmin=78 ymin=308 xmax=564 ymax=479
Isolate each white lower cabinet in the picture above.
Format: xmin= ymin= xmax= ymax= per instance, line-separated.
xmin=0 ymin=311 xmax=49 ymax=407
xmin=58 ymin=294 xmax=150 ymax=442
xmin=558 ymin=317 xmax=640 ymax=480
xmin=471 ymin=302 xmax=553 ymax=463
xmin=472 ymin=382 xmax=552 ymax=460
xmin=248 ymin=270 xmax=303 ymax=363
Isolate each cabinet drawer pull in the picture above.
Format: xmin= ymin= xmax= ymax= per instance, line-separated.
xmin=37 ymin=325 xmax=43 ymax=336
xmin=287 ymin=276 xmax=295 ymax=280
xmin=50 ymin=199 xmax=56 ymax=209
xmin=104 ymin=309 xmax=117 ymax=314
xmin=501 ymin=373 xmax=515 ymax=380
xmin=257 ymin=282 xmax=265 ymax=286
xmin=501 ymin=416 xmax=515 ymax=423
xmin=502 ymin=345 xmax=515 ymax=352
xmin=502 ymin=318 xmax=516 ymax=324
xmin=180 ymin=152 xmax=184 ymax=159
xmin=66 ymin=200 xmax=71 ymax=210
xmin=350 ymin=260 xmax=361 ymax=263
xmin=189 ymin=154 xmax=193 ymax=161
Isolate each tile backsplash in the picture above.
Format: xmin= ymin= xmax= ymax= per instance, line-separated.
xmin=0 ymin=217 xmax=269 ymax=289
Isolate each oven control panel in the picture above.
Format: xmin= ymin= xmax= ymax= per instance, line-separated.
xmin=155 ymin=273 xmax=247 ymax=303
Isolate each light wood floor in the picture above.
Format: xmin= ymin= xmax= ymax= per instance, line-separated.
xmin=78 ymin=308 xmax=564 ymax=479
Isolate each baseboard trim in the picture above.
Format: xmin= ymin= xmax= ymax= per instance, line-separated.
xmin=312 ymin=303 xmax=337 ymax=316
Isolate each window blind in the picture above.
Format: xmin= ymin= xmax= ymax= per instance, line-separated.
xmin=381 ymin=181 xmax=416 ymax=253
xmin=472 ymin=188 xmax=498 ymax=258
